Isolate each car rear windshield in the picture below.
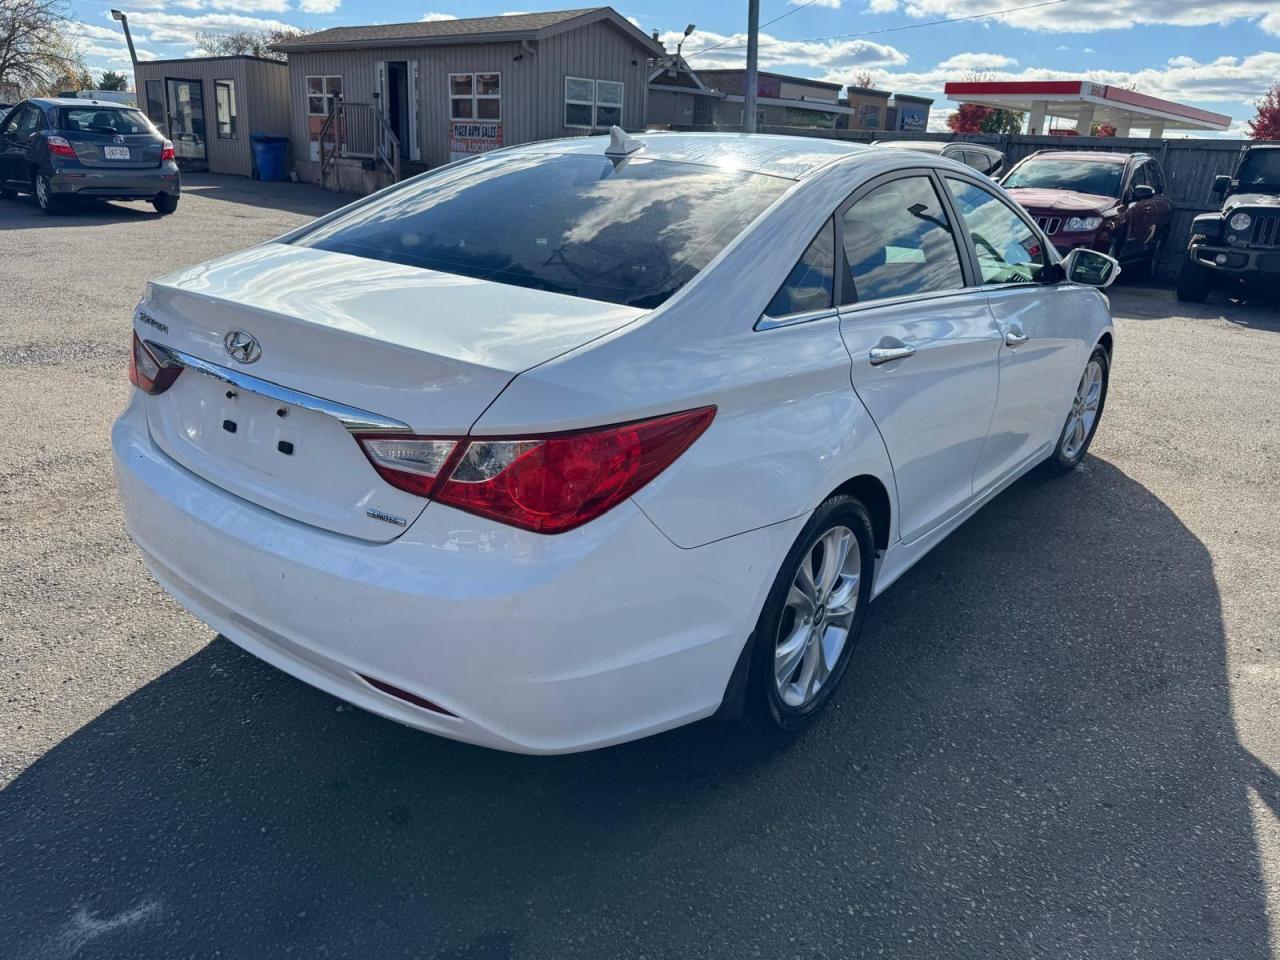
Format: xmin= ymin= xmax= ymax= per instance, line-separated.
xmin=289 ymin=153 xmax=792 ymax=309
xmin=59 ymin=107 xmax=153 ymax=135
xmin=1003 ymin=159 xmax=1123 ymax=198
xmin=1237 ymin=150 xmax=1280 ymax=190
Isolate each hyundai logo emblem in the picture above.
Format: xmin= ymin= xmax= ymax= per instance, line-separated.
xmin=224 ymin=330 xmax=262 ymax=364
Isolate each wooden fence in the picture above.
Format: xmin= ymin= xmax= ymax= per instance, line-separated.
xmin=672 ymin=125 xmax=1252 ymax=279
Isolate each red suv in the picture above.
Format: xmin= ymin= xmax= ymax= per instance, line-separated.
xmin=1001 ymin=151 xmax=1174 ymax=276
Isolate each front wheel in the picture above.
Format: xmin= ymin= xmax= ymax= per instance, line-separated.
xmin=1176 ymin=259 xmax=1213 ymax=303
xmin=749 ymin=495 xmax=876 ymax=733
xmin=1039 ymin=346 xmax=1110 ymax=477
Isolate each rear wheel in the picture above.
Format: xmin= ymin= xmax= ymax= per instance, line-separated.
xmin=1039 ymin=346 xmax=1109 ymax=477
xmin=153 ymin=192 xmax=179 ymax=215
xmin=33 ymin=171 xmax=62 ymax=215
xmin=749 ymin=495 xmax=875 ymax=733
xmin=1176 ymin=259 xmax=1213 ymax=303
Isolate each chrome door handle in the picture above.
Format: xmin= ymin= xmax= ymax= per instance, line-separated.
xmin=868 ymin=345 xmax=916 ymax=366
xmin=1005 ymin=330 xmax=1029 ymax=347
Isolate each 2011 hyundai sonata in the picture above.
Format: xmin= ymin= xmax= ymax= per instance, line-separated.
xmin=112 ymin=130 xmax=1118 ymax=753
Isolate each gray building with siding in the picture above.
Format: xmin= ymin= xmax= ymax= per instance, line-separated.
xmin=133 ymin=56 xmax=290 ymax=177
xmin=272 ymin=7 xmax=664 ymax=185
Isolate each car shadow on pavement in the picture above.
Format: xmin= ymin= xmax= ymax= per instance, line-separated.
xmin=178 ymin=173 xmax=350 ymax=219
xmin=0 ymin=195 xmax=164 ymax=228
xmin=2 ymin=459 xmax=1274 ymax=959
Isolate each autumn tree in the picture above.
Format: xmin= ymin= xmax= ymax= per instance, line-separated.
xmin=98 ymin=69 xmax=129 ymax=91
xmin=947 ymin=102 xmax=990 ymax=133
xmin=194 ymin=27 xmax=310 ymax=61
xmin=1248 ymin=82 xmax=1280 ymax=140
xmin=1091 ymin=121 xmax=1117 ymax=137
xmin=0 ymin=0 xmax=85 ymax=94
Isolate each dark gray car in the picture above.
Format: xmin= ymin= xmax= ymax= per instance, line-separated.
xmin=0 ymin=98 xmax=181 ymax=215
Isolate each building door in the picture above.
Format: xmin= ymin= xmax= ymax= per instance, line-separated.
xmin=164 ymin=78 xmax=206 ymax=164
xmin=377 ymin=61 xmax=415 ymax=163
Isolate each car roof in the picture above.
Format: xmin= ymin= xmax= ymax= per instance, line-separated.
xmin=874 ymin=140 xmax=947 ymax=154
xmin=1028 ymin=150 xmax=1134 ymax=164
xmin=24 ymin=97 xmax=136 ymax=110
xmin=505 ymin=131 xmax=870 ymax=180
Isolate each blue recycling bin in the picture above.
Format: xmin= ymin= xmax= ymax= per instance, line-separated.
xmin=251 ymin=133 xmax=289 ymax=182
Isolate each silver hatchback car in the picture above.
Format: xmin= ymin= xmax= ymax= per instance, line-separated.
xmin=0 ymin=98 xmax=181 ymax=215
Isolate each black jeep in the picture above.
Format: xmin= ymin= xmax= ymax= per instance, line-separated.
xmin=1176 ymin=143 xmax=1280 ymax=302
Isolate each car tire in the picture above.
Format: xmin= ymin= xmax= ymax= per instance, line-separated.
xmin=153 ymin=193 xmax=179 ymax=215
xmin=1038 ymin=345 xmax=1110 ymax=477
xmin=1136 ymin=230 xmax=1165 ymax=281
xmin=1176 ymin=259 xmax=1213 ymax=303
xmin=33 ymin=171 xmax=62 ymax=215
xmin=747 ymin=495 xmax=876 ymax=734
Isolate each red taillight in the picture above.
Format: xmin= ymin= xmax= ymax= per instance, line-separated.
xmin=160 ymin=140 xmax=175 ymax=161
xmin=128 ymin=332 xmax=181 ymax=395
xmin=356 ymin=407 xmax=715 ymax=534
xmin=47 ymin=135 xmax=77 ymax=159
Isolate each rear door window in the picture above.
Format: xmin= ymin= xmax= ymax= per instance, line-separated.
xmin=838 ymin=175 xmax=966 ymax=305
xmin=291 ymin=153 xmax=791 ymax=309
xmin=765 ymin=218 xmax=835 ymax=317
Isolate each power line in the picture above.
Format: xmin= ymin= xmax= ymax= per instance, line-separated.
xmin=686 ymin=0 xmax=1074 ymax=58
xmin=688 ymin=0 xmax=830 ymax=60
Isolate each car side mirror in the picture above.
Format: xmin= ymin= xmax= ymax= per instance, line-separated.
xmin=1131 ymin=184 xmax=1155 ymax=201
xmin=1213 ymin=175 xmax=1231 ymax=196
xmin=1061 ymin=248 xmax=1120 ymax=289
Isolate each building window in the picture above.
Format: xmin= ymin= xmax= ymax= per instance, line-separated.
xmin=306 ymin=75 xmax=342 ymax=116
xmin=143 ymin=79 xmax=166 ymax=132
xmin=564 ymin=77 xmax=624 ymax=129
xmin=214 ymin=79 xmax=237 ymax=139
xmin=449 ymin=73 xmax=500 ymax=121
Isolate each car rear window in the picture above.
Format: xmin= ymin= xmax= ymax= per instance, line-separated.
xmin=290 ymin=153 xmax=792 ymax=309
xmin=1003 ymin=159 xmax=1123 ymax=198
xmin=59 ymin=107 xmax=153 ymax=135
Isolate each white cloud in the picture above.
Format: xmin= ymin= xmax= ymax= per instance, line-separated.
xmin=420 ymin=12 xmax=457 ymax=21
xmin=891 ymin=0 xmax=1280 ymax=34
xmin=119 ymin=10 xmax=297 ymax=45
xmin=934 ymin=52 xmax=1018 ymax=71
xmin=298 ymin=0 xmax=341 ymax=12
xmin=674 ymin=27 xmax=907 ymax=73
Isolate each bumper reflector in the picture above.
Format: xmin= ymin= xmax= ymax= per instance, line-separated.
xmin=357 ymin=673 xmax=458 ymax=718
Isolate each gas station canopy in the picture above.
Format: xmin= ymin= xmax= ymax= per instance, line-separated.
xmin=942 ymin=80 xmax=1231 ymax=137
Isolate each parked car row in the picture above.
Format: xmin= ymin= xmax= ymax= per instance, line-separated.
xmin=0 ymin=97 xmax=181 ymax=215
xmin=874 ymin=139 xmax=1278 ymax=300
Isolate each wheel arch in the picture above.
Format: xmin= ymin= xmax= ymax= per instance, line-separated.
xmin=827 ymin=472 xmax=893 ymax=553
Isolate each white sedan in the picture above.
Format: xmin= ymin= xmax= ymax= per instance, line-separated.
xmin=112 ymin=131 xmax=1117 ymax=753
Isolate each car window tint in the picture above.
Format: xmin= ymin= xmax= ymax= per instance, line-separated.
xmin=58 ymin=107 xmax=152 ymax=135
xmin=13 ymin=105 xmax=42 ymax=137
xmin=291 ymin=153 xmax=790 ymax=310
xmin=1130 ymin=162 xmax=1151 ymax=192
xmin=946 ymin=177 xmax=1046 ymax=285
xmin=839 ymin=176 xmax=965 ymax=305
xmin=765 ymin=218 xmax=835 ymax=316
xmin=1003 ymin=159 xmax=1123 ymax=198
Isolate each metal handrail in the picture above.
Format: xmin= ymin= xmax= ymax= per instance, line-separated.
xmin=317 ymin=97 xmax=400 ymax=189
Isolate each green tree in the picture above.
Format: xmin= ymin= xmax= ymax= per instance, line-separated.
xmin=98 ymin=70 xmax=129 ymax=91
xmin=980 ymin=108 xmax=1025 ymax=135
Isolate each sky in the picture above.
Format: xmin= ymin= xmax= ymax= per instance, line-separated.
xmin=64 ymin=0 xmax=1280 ymax=136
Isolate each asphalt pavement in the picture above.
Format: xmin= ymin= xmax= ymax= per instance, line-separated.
xmin=1 ymin=176 xmax=1278 ymax=960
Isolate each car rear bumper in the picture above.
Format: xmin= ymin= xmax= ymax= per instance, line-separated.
xmin=52 ymin=164 xmax=180 ymax=200
xmin=1189 ymin=242 xmax=1280 ymax=275
xmin=111 ymin=393 xmax=798 ymax=753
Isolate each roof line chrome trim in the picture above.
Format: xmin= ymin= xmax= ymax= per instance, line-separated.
xmin=145 ymin=341 xmax=411 ymax=435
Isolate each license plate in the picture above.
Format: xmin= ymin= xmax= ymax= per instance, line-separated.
xmin=104 ymin=146 xmax=130 ymax=160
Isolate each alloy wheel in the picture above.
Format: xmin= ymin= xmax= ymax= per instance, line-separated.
xmin=1061 ymin=359 xmax=1104 ymax=460
xmin=35 ymin=174 xmax=48 ymax=209
xmin=774 ymin=525 xmax=861 ymax=708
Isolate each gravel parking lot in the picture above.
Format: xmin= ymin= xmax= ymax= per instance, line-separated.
xmin=2 ymin=176 xmax=1278 ymax=959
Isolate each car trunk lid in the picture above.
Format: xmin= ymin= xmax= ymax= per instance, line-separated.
xmin=137 ymin=243 xmax=644 ymax=542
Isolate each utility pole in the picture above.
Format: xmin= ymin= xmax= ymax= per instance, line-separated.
xmin=743 ymin=0 xmax=759 ymax=133
xmin=111 ymin=10 xmax=139 ymax=68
